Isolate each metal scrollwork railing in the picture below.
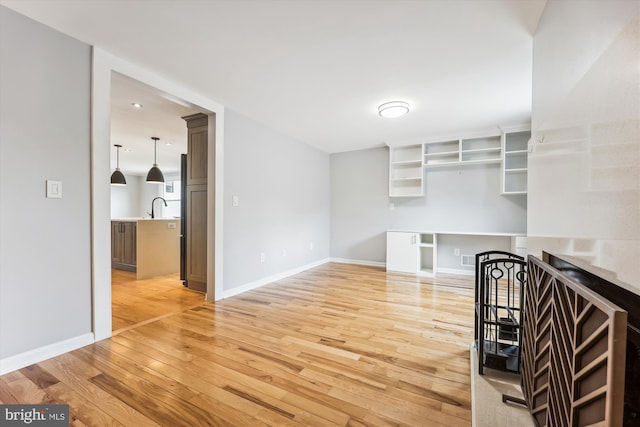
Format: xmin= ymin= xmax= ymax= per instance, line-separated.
xmin=474 ymin=251 xmax=526 ymax=375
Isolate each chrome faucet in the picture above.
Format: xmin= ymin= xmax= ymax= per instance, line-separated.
xmin=150 ymin=197 xmax=167 ymax=219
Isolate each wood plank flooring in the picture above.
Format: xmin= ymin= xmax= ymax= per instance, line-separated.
xmin=111 ymin=270 xmax=206 ymax=333
xmin=1 ymin=263 xmax=476 ymax=426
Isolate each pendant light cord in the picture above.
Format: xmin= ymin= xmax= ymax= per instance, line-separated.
xmin=152 ymin=136 xmax=160 ymax=165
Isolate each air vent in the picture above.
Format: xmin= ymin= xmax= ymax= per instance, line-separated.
xmin=461 ymin=254 xmax=475 ymax=267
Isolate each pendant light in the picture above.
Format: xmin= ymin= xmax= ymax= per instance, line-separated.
xmin=110 ymin=144 xmax=127 ymax=185
xmin=146 ymin=136 xmax=165 ymax=183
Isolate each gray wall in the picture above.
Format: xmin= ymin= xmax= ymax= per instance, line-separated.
xmin=390 ymin=163 xmax=526 ymax=233
xmin=0 ymin=7 xmax=92 ymax=358
xmin=330 ymin=147 xmax=390 ymax=263
xmin=223 ymin=109 xmax=330 ymax=290
xmin=330 ymin=146 xmax=527 ymax=263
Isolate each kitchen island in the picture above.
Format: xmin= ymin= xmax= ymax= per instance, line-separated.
xmin=111 ymin=218 xmax=181 ymax=280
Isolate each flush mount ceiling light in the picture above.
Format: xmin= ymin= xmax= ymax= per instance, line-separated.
xmin=146 ymin=137 xmax=165 ymax=183
xmin=378 ymin=101 xmax=410 ymax=118
xmin=110 ymin=144 xmax=127 ymax=186
xmin=131 ymin=102 xmax=143 ymax=108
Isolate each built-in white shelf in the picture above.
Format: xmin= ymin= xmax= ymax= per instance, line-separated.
xmin=389 ymin=144 xmax=424 ymax=197
xmin=388 ymin=127 xmax=530 ymax=197
xmin=501 ymin=129 xmax=530 ymax=195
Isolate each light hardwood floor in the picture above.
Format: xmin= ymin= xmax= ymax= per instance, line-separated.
xmin=0 ymin=263 xmax=476 ymax=426
xmin=111 ymin=270 xmax=206 ymax=333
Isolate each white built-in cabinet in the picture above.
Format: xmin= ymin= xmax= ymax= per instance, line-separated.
xmin=389 ymin=129 xmax=530 ymax=197
xmin=387 ymin=230 xmax=523 ymax=277
xmin=386 ymin=231 xmax=437 ymax=276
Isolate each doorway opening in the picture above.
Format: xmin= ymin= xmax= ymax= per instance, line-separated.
xmin=106 ymin=70 xmax=215 ymax=334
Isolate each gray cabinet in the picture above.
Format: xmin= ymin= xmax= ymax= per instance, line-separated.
xmin=112 ymin=221 xmax=136 ymax=271
xmin=182 ymin=113 xmax=208 ymax=292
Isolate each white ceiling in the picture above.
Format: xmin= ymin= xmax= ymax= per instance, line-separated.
xmin=110 ymin=72 xmax=197 ymax=176
xmin=1 ymin=0 xmax=547 ymax=174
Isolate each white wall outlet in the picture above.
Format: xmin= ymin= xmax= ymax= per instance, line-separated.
xmin=232 ymin=195 xmax=239 ymax=207
xmin=281 ymin=248 xmax=286 ymax=257
xmin=167 ymin=222 xmax=176 ymax=229
xmin=309 ymin=241 xmax=314 ymax=251
xmin=454 ymin=248 xmax=460 ymax=256
xmin=260 ymin=252 xmax=265 ymax=263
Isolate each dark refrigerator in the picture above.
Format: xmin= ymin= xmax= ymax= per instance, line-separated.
xmin=180 ymin=153 xmax=187 ymax=286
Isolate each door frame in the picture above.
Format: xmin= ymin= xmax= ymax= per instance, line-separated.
xmin=91 ymin=47 xmax=224 ymax=341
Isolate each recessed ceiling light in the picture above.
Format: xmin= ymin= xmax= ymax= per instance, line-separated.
xmin=131 ymin=102 xmax=143 ymax=108
xmin=378 ymin=101 xmax=410 ymax=118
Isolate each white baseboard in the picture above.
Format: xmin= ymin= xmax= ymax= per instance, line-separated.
xmin=0 ymin=332 xmax=94 ymax=375
xmin=437 ymin=267 xmax=475 ymax=276
xmin=329 ymin=258 xmax=386 ymax=268
xmin=221 ymin=258 xmax=331 ymax=299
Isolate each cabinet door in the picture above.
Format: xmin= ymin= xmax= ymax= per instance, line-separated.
xmin=121 ymin=222 xmax=137 ymax=266
xmin=183 ymin=113 xmax=208 ymax=293
xmin=186 ymin=185 xmax=207 ymax=292
xmin=111 ymin=222 xmax=123 ymax=264
xmin=187 ymin=123 xmax=208 ymax=186
xmin=386 ymin=232 xmax=419 ymax=273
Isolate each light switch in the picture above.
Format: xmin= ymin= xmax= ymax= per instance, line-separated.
xmin=46 ymin=180 xmax=62 ymax=199
xmin=168 ymin=223 xmax=176 ymax=229
xmin=232 ymin=195 xmax=239 ymax=207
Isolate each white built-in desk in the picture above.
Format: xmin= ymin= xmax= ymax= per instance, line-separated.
xmin=386 ymin=230 xmax=525 ymax=276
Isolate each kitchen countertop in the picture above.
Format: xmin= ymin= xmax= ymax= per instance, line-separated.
xmin=111 ymin=218 xmax=181 ymax=221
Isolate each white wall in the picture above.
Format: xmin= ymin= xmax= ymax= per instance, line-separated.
xmin=139 ymin=180 xmax=164 ymax=218
xmin=330 ymin=146 xmax=527 ymax=263
xmin=110 ymin=174 xmax=142 ymax=218
xmin=529 ymin=0 xmax=640 ymax=292
xmin=0 ymin=6 xmax=92 ymax=359
xmin=223 ymin=109 xmax=331 ymax=292
xmin=110 ymin=174 xmax=167 ymax=218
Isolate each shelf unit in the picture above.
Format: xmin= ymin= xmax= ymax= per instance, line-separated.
xmin=418 ymin=233 xmax=436 ymax=276
xmin=501 ymin=130 xmax=530 ymax=194
xmin=423 ymin=135 xmax=502 ymax=168
xmin=388 ymin=127 xmax=529 ymax=197
xmin=389 ymin=144 xmax=424 ymax=197
xmin=460 ymin=136 xmax=502 ymax=163
xmin=423 ymin=140 xmax=459 ymax=166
